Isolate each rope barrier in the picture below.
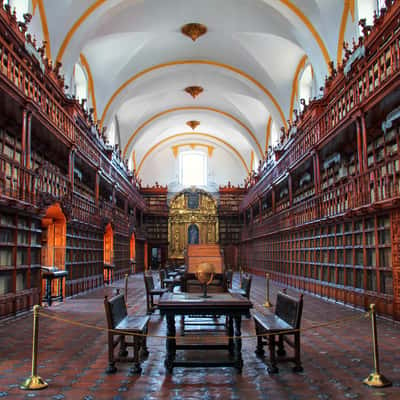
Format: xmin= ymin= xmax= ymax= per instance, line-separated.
xmin=20 ymin=304 xmax=392 ymax=391
xmin=37 ymin=308 xmax=368 ymax=340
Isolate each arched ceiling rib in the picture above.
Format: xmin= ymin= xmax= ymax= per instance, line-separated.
xmin=28 ymin=0 xmax=353 ymax=185
xmin=136 ymin=132 xmax=250 ymax=175
xmin=122 ymin=107 xmax=263 ymax=160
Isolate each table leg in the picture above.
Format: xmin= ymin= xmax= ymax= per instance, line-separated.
xmin=234 ymin=315 xmax=243 ymax=373
xmin=227 ymin=315 xmax=234 ymax=356
xmin=165 ymin=314 xmax=176 ymax=373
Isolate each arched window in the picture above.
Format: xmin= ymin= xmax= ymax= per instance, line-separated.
xmin=357 ymin=0 xmax=386 ymax=30
xmin=298 ymin=64 xmax=313 ymax=111
xmin=270 ymin=121 xmax=279 ymax=147
xmin=179 ymin=150 xmax=207 ymax=186
xmin=107 ymin=120 xmax=116 ymax=146
xmin=103 ymin=223 xmax=114 ymax=265
xmin=7 ymin=0 xmax=29 ymax=20
xmin=74 ymin=63 xmax=88 ymax=105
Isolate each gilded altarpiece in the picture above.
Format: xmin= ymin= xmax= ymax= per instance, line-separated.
xmin=168 ymin=190 xmax=218 ymax=259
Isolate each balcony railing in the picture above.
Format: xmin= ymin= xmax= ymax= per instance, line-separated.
xmin=242 ymin=153 xmax=400 ymax=240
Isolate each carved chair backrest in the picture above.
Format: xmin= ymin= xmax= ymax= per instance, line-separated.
xmin=144 ymin=273 xmax=155 ymax=291
xmin=225 ymin=269 xmax=233 ymax=286
xmin=275 ymin=292 xmax=303 ymax=329
xmin=159 ymin=269 xmax=167 ymax=283
xmin=104 ymin=294 xmax=127 ymax=329
xmin=241 ymin=274 xmax=252 ymax=298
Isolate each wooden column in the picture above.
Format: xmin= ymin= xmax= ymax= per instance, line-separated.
xmin=360 ymin=113 xmax=369 ymax=172
xmin=95 ymin=169 xmax=100 ymax=207
xmin=21 ymin=109 xmax=32 ymax=168
xmin=356 ymin=118 xmax=364 ymax=173
xmin=271 ymin=186 xmax=276 ymax=213
xmin=112 ymin=183 xmax=116 ymax=206
xmin=312 ymin=151 xmax=320 ymax=194
xmin=68 ymin=147 xmax=75 ymax=192
xmin=288 ymin=173 xmax=293 ymax=207
xmin=391 ymin=210 xmax=400 ymax=320
xmin=20 ymin=109 xmax=32 ymax=200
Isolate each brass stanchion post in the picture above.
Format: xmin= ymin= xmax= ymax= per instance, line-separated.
xmin=20 ymin=305 xmax=48 ymax=390
xmin=363 ymin=304 xmax=392 ymax=387
xmin=264 ymin=272 xmax=272 ymax=308
xmin=124 ymin=273 xmax=129 ymax=304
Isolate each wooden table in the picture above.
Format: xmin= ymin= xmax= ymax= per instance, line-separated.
xmin=158 ymin=292 xmax=252 ymax=373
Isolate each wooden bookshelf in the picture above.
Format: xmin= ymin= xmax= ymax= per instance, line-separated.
xmin=0 ymin=212 xmax=41 ymax=316
xmin=65 ymin=223 xmax=104 ymax=296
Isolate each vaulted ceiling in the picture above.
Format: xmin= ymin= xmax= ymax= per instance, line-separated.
xmin=27 ymin=0 xmax=361 ymax=186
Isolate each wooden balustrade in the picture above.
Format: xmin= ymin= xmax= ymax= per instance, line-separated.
xmin=0 ymin=36 xmax=75 ymax=143
xmin=0 ymin=154 xmax=36 ymax=204
xmin=71 ymin=191 xmax=99 ymax=224
xmin=35 ymin=161 xmax=70 ymax=200
xmin=99 ymin=200 xmax=114 ymax=220
xmin=73 ymin=180 xmax=95 ymax=202
xmin=242 ymin=153 xmax=400 ymax=240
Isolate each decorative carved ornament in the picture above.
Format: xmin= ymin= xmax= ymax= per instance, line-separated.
xmin=184 ymin=86 xmax=204 ymax=99
xmin=181 ymin=23 xmax=207 ymax=41
xmin=172 ymin=143 xmax=214 ymax=158
xmin=168 ymin=190 xmax=218 ymax=259
xmin=186 ymin=120 xmax=200 ymax=130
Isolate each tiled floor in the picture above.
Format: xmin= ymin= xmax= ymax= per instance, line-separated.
xmin=0 ymin=273 xmax=399 ymax=400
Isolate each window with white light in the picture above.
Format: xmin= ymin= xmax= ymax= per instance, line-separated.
xmin=298 ymin=64 xmax=313 ymax=110
xmin=179 ymin=151 xmax=207 ymax=186
xmin=74 ymin=63 xmax=88 ymax=104
xmin=6 ymin=0 xmax=29 ymax=20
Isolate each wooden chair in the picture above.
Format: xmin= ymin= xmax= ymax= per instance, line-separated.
xmin=159 ymin=268 xmax=175 ymax=291
xmin=228 ymin=274 xmax=252 ymax=299
xmin=104 ymin=293 xmax=150 ymax=374
xmin=223 ymin=269 xmax=233 ymax=290
xmin=253 ymin=292 xmax=303 ymax=373
xmin=144 ymin=273 xmax=168 ymax=314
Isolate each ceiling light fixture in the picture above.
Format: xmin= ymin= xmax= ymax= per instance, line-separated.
xmin=184 ymin=86 xmax=204 ymax=99
xmin=181 ymin=23 xmax=207 ymax=41
xmin=186 ymin=120 xmax=200 ymax=130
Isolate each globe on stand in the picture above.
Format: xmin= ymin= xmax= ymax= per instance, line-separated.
xmin=195 ymin=263 xmax=215 ymax=298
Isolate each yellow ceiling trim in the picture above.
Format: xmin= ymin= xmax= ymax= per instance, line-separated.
xmin=79 ymin=53 xmax=98 ymax=121
xmin=250 ymin=150 xmax=254 ymax=171
xmin=100 ymin=60 xmax=287 ymax=131
xmin=132 ymin=150 xmax=136 ymax=171
xmin=337 ymin=0 xmax=355 ymax=67
xmin=172 ymin=143 xmax=214 ymax=158
xmin=279 ymin=0 xmax=330 ymax=68
xmin=122 ymin=106 xmax=263 ymax=159
xmin=37 ymin=0 xmax=51 ymax=60
xmin=56 ymin=0 xmax=329 ymax=76
xmin=32 ymin=0 xmax=38 ymax=15
xmin=289 ymin=55 xmax=308 ymax=122
xmin=137 ymin=132 xmax=249 ymax=175
xmin=56 ymin=0 xmax=107 ymax=64
xmin=349 ymin=0 xmax=355 ymax=21
xmin=265 ymin=116 xmax=272 ymax=152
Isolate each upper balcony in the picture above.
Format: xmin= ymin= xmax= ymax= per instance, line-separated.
xmin=242 ymin=0 xmax=400 ymax=209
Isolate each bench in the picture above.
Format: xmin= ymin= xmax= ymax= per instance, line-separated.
xmin=253 ymin=291 xmax=303 ymax=373
xmin=104 ymin=293 xmax=150 ymax=374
